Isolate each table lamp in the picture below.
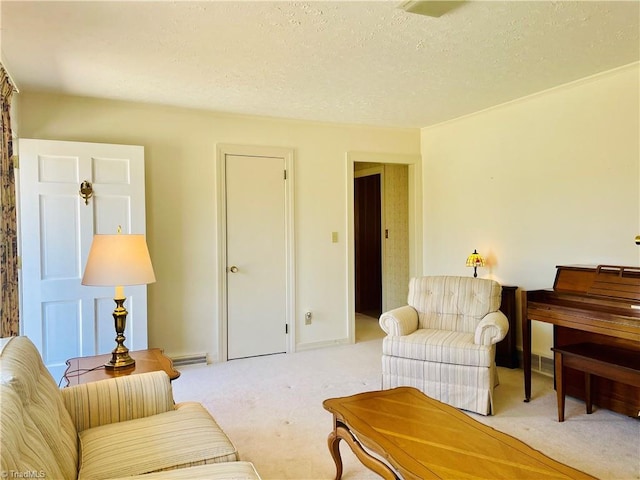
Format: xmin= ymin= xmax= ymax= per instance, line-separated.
xmin=466 ymin=249 xmax=485 ymax=278
xmin=82 ymin=233 xmax=156 ymax=369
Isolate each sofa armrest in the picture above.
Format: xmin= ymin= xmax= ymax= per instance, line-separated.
xmin=62 ymin=370 xmax=176 ymax=433
xmin=474 ymin=311 xmax=509 ymax=346
xmin=379 ymin=306 xmax=419 ymax=336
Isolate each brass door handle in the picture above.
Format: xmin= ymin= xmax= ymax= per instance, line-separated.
xmin=229 ymin=266 xmax=239 ymax=273
xmin=79 ymin=180 xmax=93 ymax=205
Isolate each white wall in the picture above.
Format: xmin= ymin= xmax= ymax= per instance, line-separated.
xmin=16 ymin=93 xmax=420 ymax=360
xmin=421 ymin=63 xmax=640 ymax=359
xmin=16 ymin=63 xmax=639 ymax=364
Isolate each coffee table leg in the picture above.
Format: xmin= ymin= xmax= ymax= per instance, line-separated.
xmin=328 ymin=429 xmax=344 ymax=480
xmin=329 ymin=420 xmax=399 ymax=480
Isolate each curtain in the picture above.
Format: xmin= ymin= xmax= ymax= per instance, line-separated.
xmin=0 ymin=64 xmax=18 ymax=337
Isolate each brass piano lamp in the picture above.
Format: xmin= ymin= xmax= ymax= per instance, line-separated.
xmin=82 ymin=232 xmax=156 ymax=369
xmin=466 ymin=249 xmax=485 ymax=278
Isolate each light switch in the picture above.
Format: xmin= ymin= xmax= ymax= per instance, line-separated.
xmin=331 ymin=231 xmax=338 ymax=243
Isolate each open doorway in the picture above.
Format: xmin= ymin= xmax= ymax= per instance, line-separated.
xmin=353 ymin=162 xmax=409 ymax=342
xmin=354 ymin=171 xmax=382 ymax=319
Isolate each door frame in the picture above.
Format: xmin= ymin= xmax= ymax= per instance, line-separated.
xmin=216 ymin=144 xmax=295 ymax=362
xmin=346 ymin=151 xmax=423 ymax=343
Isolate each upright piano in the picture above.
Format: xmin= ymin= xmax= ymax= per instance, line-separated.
xmin=522 ymin=265 xmax=640 ymax=417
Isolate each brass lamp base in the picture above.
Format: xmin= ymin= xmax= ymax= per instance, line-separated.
xmin=105 ymin=348 xmax=136 ymax=369
xmin=105 ymin=298 xmax=136 ymax=370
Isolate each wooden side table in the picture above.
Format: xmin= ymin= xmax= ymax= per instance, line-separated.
xmin=63 ymin=348 xmax=180 ymax=387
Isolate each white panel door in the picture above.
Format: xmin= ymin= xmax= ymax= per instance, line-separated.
xmin=226 ymin=154 xmax=287 ymax=359
xmin=18 ymin=139 xmax=147 ymax=382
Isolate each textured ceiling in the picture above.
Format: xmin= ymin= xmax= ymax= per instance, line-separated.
xmin=1 ymin=1 xmax=638 ymax=128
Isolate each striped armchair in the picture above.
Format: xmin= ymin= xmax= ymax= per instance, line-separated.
xmin=379 ymin=276 xmax=509 ymax=415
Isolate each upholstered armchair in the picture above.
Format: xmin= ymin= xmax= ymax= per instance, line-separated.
xmin=379 ymin=276 xmax=508 ymax=415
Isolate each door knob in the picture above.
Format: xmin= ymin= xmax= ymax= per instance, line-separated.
xmin=229 ymin=266 xmax=239 ymax=273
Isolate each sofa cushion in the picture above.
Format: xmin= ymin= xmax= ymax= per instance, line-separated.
xmin=78 ymin=402 xmax=238 ymax=480
xmin=0 ymin=336 xmax=78 ymax=479
xmin=111 ymin=462 xmax=261 ymax=480
xmin=382 ymin=329 xmax=493 ymax=367
xmin=408 ymin=277 xmax=501 ymax=333
xmin=63 ymin=370 xmax=176 ymax=433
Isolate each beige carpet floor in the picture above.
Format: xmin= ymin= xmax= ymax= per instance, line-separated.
xmin=172 ymin=315 xmax=639 ymax=480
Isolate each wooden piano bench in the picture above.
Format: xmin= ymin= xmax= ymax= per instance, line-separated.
xmin=551 ymin=342 xmax=640 ymax=422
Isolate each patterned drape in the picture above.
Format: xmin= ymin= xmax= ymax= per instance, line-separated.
xmin=0 ymin=64 xmax=18 ymax=337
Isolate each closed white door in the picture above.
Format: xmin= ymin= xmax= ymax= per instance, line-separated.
xmin=226 ymin=154 xmax=287 ymax=359
xmin=18 ymin=139 xmax=147 ymax=382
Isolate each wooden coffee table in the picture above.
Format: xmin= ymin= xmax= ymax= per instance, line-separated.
xmin=323 ymin=387 xmax=596 ymax=480
xmin=63 ymin=348 xmax=180 ymax=387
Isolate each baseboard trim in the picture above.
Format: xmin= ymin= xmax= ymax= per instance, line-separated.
xmin=295 ymin=338 xmax=351 ymax=352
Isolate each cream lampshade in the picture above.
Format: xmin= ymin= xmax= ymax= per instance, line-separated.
xmin=82 ymin=233 xmax=156 ymax=369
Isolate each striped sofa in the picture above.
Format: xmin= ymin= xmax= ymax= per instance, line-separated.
xmin=379 ymin=276 xmax=509 ymax=415
xmin=0 ymin=336 xmax=261 ymax=480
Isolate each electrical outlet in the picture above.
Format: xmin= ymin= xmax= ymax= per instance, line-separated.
xmin=305 ymin=311 xmax=312 ymax=325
